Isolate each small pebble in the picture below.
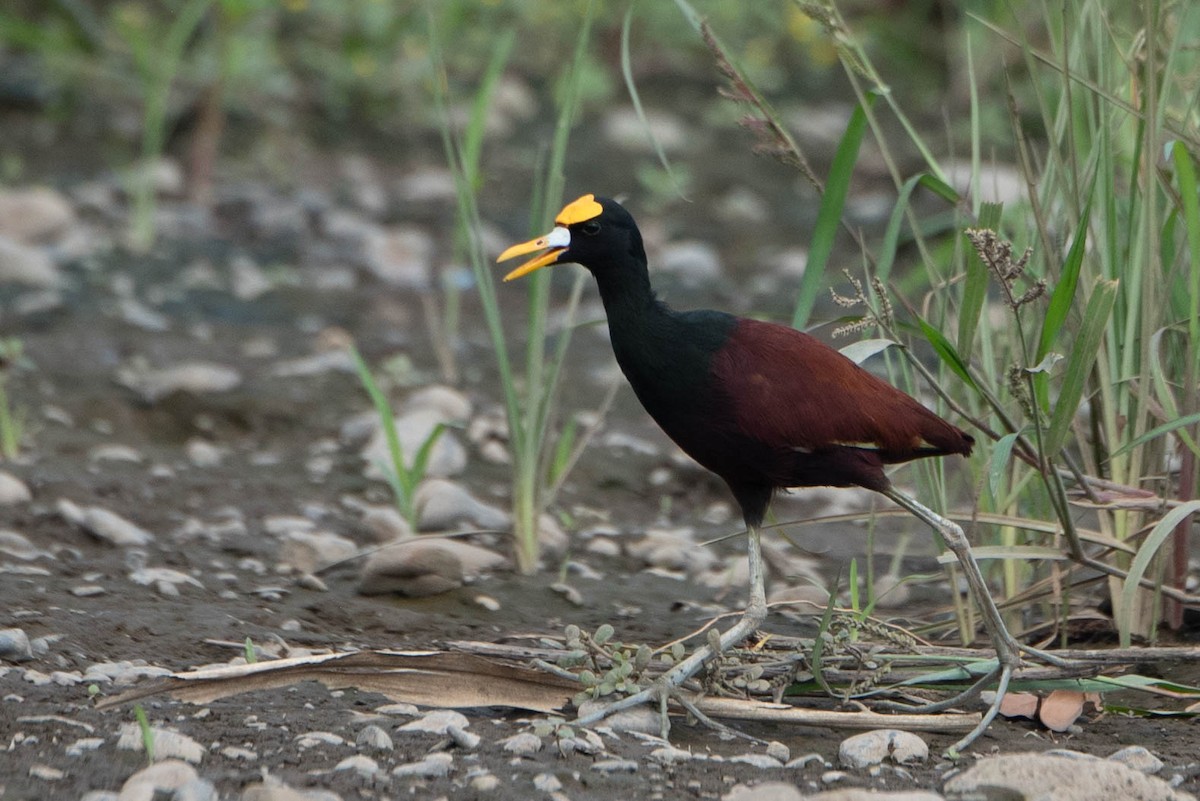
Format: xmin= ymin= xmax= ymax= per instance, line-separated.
xmin=765 ymin=741 xmax=790 ymax=763
xmin=393 ymin=752 xmax=453 ymax=778
xmin=0 ymin=628 xmax=33 ymax=661
xmin=448 ymin=724 xmax=481 ymax=750
xmin=333 ymin=755 xmax=380 ymax=776
xmin=355 ymin=724 xmax=393 ymax=751
xmin=0 ymin=471 xmax=32 ymax=504
xmin=591 ymin=758 xmax=637 ymax=773
xmin=731 ymin=753 xmax=783 ymax=769
xmin=29 ymin=764 xmax=64 ymax=780
xmin=398 ymin=709 xmax=470 ymax=735
xmin=470 ymin=774 xmax=501 ymax=791
xmin=532 ymin=773 xmax=562 ymax=792
xmin=500 ymin=732 xmax=543 ymax=756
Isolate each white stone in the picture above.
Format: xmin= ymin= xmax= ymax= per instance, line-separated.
xmin=363 ymin=225 xmax=432 ymax=288
xmin=57 ymin=499 xmax=153 ymax=546
xmin=278 ymin=530 xmax=358 ymax=574
xmin=406 ymin=385 xmax=472 ymax=421
xmin=0 ymin=187 xmax=75 ymax=243
xmin=117 ymin=760 xmax=201 ymax=801
xmin=0 ymin=471 xmax=31 ymax=504
xmin=838 ymin=729 xmax=927 ymax=768
xmin=415 ymin=479 xmax=510 ymax=531
xmin=116 ymin=362 xmax=241 ymax=403
xmin=358 ymin=536 xmax=506 ymax=596
xmin=0 ymin=236 xmax=61 ymax=287
xmin=117 ymin=725 xmax=204 ymax=764
xmin=393 ymin=752 xmax=453 ymax=778
xmin=721 ymin=782 xmax=804 ymax=801
xmin=397 ymin=709 xmax=470 ymax=734
xmin=333 ymin=755 xmax=379 ymax=776
xmin=499 ymin=732 xmax=543 ymax=756
xmin=362 ymin=409 xmax=467 ymax=480
xmin=532 ymin=773 xmax=562 ymax=792
xmin=656 ymin=240 xmax=723 ymax=285
xmin=944 ymin=752 xmax=1191 ymax=801
xmin=355 ymin=724 xmax=393 ymax=751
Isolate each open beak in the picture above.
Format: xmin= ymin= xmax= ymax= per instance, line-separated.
xmin=496 ymin=226 xmax=571 ymax=281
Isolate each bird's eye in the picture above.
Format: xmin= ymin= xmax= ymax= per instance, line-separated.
xmin=580 ymin=220 xmax=601 ymax=235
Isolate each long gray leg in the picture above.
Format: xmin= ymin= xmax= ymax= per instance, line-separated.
xmin=575 ymin=526 xmax=768 ymax=736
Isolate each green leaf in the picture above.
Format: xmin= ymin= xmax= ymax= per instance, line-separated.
xmin=987 ymin=432 xmax=1019 ymax=499
xmin=1034 ymin=191 xmax=1092 ymax=407
xmin=1111 ymin=411 xmax=1200 ymax=458
xmin=1044 ymin=278 xmax=1118 ymax=455
xmin=957 ymin=202 xmax=1002 ymax=359
xmin=838 ymin=338 xmax=896 ymax=365
xmin=916 ymin=314 xmax=977 ymax=390
xmin=620 ymin=7 xmax=686 ymax=199
xmin=876 ymin=173 xmax=960 ymax=285
xmin=792 ymin=93 xmax=877 ymax=330
xmin=1118 ymin=500 xmax=1200 ymax=647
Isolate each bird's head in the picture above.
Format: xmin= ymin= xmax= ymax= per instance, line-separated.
xmin=497 ymin=194 xmax=644 ymax=282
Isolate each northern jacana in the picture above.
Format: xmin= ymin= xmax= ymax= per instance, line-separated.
xmin=499 ymin=193 xmax=1045 ymax=751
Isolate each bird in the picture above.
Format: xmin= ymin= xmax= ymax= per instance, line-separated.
xmin=498 ymin=193 xmax=1048 ymax=752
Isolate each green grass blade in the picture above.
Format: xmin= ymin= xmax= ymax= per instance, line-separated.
xmin=876 ymin=173 xmax=959 ymax=285
xmin=791 ymin=93 xmax=876 ymax=330
xmin=915 ymin=314 xmax=977 ymax=390
xmin=1118 ymin=500 xmax=1200 ymax=647
xmin=1172 ymin=141 xmax=1200 ymax=346
xmin=1044 ymin=278 xmax=1118 ymax=455
xmin=957 ymin=202 xmax=1002 ymax=359
xmin=988 ymin=431 xmax=1019 ymax=499
xmin=462 ymin=29 xmax=515 ymax=191
xmin=1111 ymin=412 xmax=1200 ymax=458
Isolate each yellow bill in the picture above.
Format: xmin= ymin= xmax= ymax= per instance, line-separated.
xmin=497 ymin=225 xmax=570 ymax=281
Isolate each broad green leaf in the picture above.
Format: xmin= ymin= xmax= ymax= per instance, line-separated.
xmin=988 ymin=432 xmax=1019 ymax=499
xmin=1044 ymin=279 xmax=1118 ymax=455
xmin=876 ymin=173 xmax=960 ymax=285
xmin=916 ymin=315 xmax=977 ymax=390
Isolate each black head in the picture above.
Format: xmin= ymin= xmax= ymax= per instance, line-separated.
xmin=497 ymin=194 xmax=646 ymax=282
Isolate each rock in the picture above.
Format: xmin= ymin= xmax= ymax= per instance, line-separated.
xmin=406 ymin=385 xmax=472 ymax=421
xmin=766 ymin=741 xmax=791 ymax=763
xmin=732 ymin=753 xmax=784 ymax=769
xmin=500 ymin=732 xmax=543 ymax=756
xmin=396 ymin=168 xmax=457 ymax=204
xmin=355 ymin=724 xmax=393 ymax=751
xmin=363 ymin=225 xmax=432 ymax=288
xmin=117 ymin=724 xmax=205 ymax=763
xmin=804 ymin=791 xmax=944 ymax=800
xmin=333 ymin=755 xmax=379 ymax=776
xmin=278 ymin=530 xmax=358 ymax=574
xmin=532 ymin=773 xmax=562 ymax=793
xmin=871 ymin=574 xmax=912 ymax=610
xmin=722 ymin=782 xmax=805 ymax=801
xmin=116 ymin=362 xmax=242 ymax=403
xmin=944 ymin=752 xmax=1193 ymax=801
xmin=603 ymin=107 xmax=690 ymax=154
xmin=592 ymin=759 xmax=637 ymax=773
xmin=359 ymin=505 xmax=414 ymax=542
xmin=1109 ymin=745 xmax=1164 ymax=775
xmin=358 ymin=537 xmax=506 ymax=596
xmin=0 ymin=187 xmax=75 ymax=243
xmin=576 ymin=700 xmax=660 ymax=734
xmin=393 ymin=752 xmax=453 ymax=778
xmin=184 ymin=438 xmax=225 ymax=468
xmin=0 ymin=471 xmax=32 ymax=504
xmin=241 ymin=778 xmax=345 ymax=801
xmin=117 ymin=760 xmax=200 ymax=801
xmin=470 ymin=774 xmax=501 ymax=792
xmin=89 ymin=444 xmax=145 ymax=464
xmin=415 ymin=479 xmax=510 ymax=531
xmin=58 ymin=499 xmax=153 ymax=546
xmin=397 ymin=709 xmax=470 ymax=735
xmin=627 ymin=528 xmax=716 ymax=574
xmin=0 ymin=236 xmax=62 ymax=287
xmin=656 ymin=240 xmax=723 ymax=285
xmin=271 ymin=349 xmax=356 ymax=378
xmin=0 ymin=628 xmax=33 ymax=661
xmin=362 ymin=409 xmax=467 ymax=480
xmin=0 ymin=531 xmax=47 ymax=560
xmin=230 ymin=253 xmax=273 ymax=300
xmin=838 ymin=730 xmax=928 ymax=768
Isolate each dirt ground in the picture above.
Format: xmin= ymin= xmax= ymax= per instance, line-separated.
xmin=2 ymin=153 xmax=1200 ymax=800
